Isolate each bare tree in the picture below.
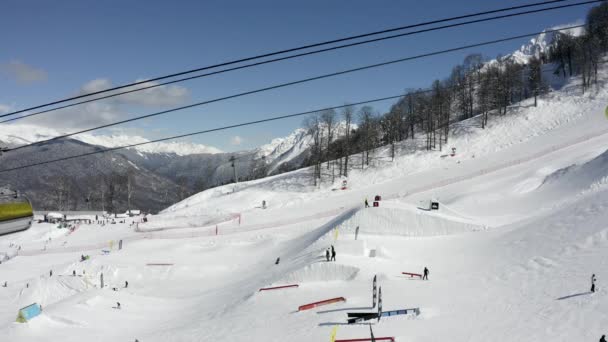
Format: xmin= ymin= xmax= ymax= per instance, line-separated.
xmin=358 ymin=106 xmax=375 ymax=167
xmin=527 ymin=56 xmax=544 ymax=107
xmin=341 ymin=105 xmax=354 ymax=177
xmin=126 ymin=171 xmax=136 ymax=211
xmin=321 ymin=109 xmax=337 ymax=169
xmin=304 ymin=114 xmax=323 ymax=186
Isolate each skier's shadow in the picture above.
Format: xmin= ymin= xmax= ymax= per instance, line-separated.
xmin=556 ymin=291 xmax=592 ymax=300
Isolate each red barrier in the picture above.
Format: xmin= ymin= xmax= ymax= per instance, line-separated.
xmin=402 ymin=272 xmax=422 ymax=278
xmin=259 ymin=284 xmax=299 ymax=292
xmin=298 ymin=297 xmax=345 ymax=311
xmin=336 ymin=338 xmax=395 ymax=342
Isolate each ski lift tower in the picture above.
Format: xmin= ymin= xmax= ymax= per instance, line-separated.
xmin=229 ymin=156 xmax=239 ymax=184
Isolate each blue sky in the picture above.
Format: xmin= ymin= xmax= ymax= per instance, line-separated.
xmin=0 ymin=0 xmax=594 ymax=152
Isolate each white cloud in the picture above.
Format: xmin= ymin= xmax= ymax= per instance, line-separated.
xmin=30 ymin=101 xmax=123 ymax=130
xmin=1 ymin=60 xmax=47 ymax=84
xmin=230 ymin=135 xmax=243 ymax=146
xmin=0 ymin=103 xmax=12 ymax=114
xmin=81 ymin=78 xmax=190 ymax=107
xmin=16 ymin=77 xmax=191 ymax=130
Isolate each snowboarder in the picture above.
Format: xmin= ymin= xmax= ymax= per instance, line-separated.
xmin=116 ymin=302 xmax=121 ymax=309
xmin=275 ymin=257 xmax=280 ymax=265
xmin=73 ymin=270 xmax=76 ymax=277
xmin=600 ymin=335 xmax=607 ymax=342
xmin=325 ymin=248 xmax=330 ymax=262
xmin=331 ymin=245 xmax=336 ymax=262
xmin=423 ymin=267 xmax=429 ymax=280
xmin=49 ymin=270 xmax=53 ymax=277
xmin=365 ymin=198 xmax=369 ymax=208
xmin=125 ymin=281 xmax=129 ymax=288
xmin=591 ymin=274 xmax=597 ymax=293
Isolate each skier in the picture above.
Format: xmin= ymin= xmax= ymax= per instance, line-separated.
xmin=600 ymin=335 xmax=607 ymax=342
xmin=364 ymin=198 xmax=369 ymax=208
xmin=125 ymin=281 xmax=129 ymax=288
xmin=331 ymin=245 xmax=336 ymax=262
xmin=73 ymin=270 xmax=76 ymax=277
xmin=591 ymin=274 xmax=597 ymax=293
xmin=262 ymin=200 xmax=267 ymax=209
xmin=116 ymin=302 xmax=121 ymax=309
xmin=325 ymin=248 xmax=330 ymax=262
xmin=423 ymin=267 xmax=429 ymax=280
xmin=49 ymin=270 xmax=53 ymax=277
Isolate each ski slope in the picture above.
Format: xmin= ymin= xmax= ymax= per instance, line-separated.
xmin=1 ymin=70 xmax=608 ymax=341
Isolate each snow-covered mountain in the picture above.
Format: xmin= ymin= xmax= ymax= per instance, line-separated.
xmin=494 ymin=22 xmax=585 ymax=65
xmin=255 ymin=122 xmax=356 ymax=174
xmin=256 ymin=128 xmax=312 ymax=174
xmin=0 ymin=123 xmax=221 ymax=156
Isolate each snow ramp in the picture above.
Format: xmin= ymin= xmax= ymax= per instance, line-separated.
xmin=337 ymin=204 xmax=484 ymax=236
xmin=278 ymin=263 xmax=359 ymax=283
xmin=539 ymin=148 xmax=608 ymax=195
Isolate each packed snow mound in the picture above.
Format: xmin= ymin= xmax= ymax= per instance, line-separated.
xmin=278 ymin=262 xmax=359 ymax=283
xmin=337 ymin=203 xmax=484 ymax=236
xmin=19 ymin=275 xmax=91 ymax=310
xmin=540 ymin=148 xmax=608 ymax=194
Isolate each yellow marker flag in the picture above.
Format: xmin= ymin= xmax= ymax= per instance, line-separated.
xmin=605 ymin=105 xmax=608 ymax=120
xmin=334 ymin=227 xmax=339 ymax=241
xmin=109 ymin=240 xmax=114 ymax=249
xmin=330 ymin=325 xmax=338 ymax=342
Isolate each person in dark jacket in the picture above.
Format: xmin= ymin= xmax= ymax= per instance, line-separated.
xmin=125 ymin=281 xmax=129 ymax=288
xmin=423 ymin=267 xmax=429 ymax=280
xmin=364 ymin=199 xmax=369 ymax=208
xmin=325 ymin=249 xmax=330 ymax=262
xmin=600 ymin=335 xmax=606 ymax=342
xmin=591 ymin=274 xmax=597 ymax=293
xmin=331 ymin=245 xmax=336 ymax=262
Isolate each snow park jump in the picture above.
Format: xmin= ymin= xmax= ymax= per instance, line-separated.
xmin=16 ymin=303 xmax=42 ymax=323
xmin=258 ymin=284 xmax=299 ymax=292
xmin=298 ymin=297 xmax=345 ymax=311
